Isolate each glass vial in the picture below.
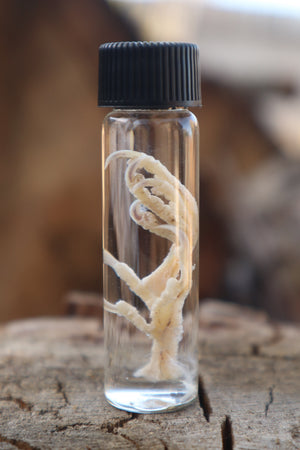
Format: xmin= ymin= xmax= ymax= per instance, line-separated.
xmin=98 ymin=42 xmax=201 ymax=413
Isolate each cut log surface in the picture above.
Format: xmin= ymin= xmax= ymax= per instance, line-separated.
xmin=0 ymin=300 xmax=299 ymax=449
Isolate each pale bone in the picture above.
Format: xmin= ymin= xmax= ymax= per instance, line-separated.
xmin=104 ymin=150 xmax=198 ymax=381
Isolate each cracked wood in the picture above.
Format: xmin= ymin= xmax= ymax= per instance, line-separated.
xmin=0 ymin=300 xmax=299 ymax=449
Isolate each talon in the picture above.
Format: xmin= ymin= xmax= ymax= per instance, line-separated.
xmin=103 ymin=150 xmax=198 ymax=381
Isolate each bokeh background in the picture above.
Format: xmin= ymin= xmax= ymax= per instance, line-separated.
xmin=1 ymin=0 xmax=300 ymax=323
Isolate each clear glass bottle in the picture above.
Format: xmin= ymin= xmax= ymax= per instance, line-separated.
xmin=98 ymin=42 xmax=201 ymax=413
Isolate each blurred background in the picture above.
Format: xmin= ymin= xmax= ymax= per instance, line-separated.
xmin=1 ymin=0 xmax=300 ymax=323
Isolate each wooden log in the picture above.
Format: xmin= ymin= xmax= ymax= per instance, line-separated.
xmin=0 ymin=300 xmax=299 ymax=449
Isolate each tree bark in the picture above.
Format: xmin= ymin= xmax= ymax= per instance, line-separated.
xmin=0 ymin=299 xmax=299 ymax=449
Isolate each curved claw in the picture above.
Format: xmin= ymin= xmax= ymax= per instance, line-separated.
xmin=103 ymin=150 xmax=199 ymax=381
xmin=104 ymin=150 xmax=140 ymax=169
xmin=105 ymin=149 xmax=198 ymax=247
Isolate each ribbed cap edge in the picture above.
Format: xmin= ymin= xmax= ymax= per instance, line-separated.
xmin=98 ymin=41 xmax=201 ymax=108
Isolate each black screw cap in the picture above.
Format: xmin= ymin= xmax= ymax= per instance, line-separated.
xmin=98 ymin=41 xmax=201 ymax=108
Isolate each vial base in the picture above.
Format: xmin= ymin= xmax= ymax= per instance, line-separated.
xmin=105 ymin=378 xmax=197 ymax=414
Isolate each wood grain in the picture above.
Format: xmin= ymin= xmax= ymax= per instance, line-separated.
xmin=0 ymin=300 xmax=299 ymax=449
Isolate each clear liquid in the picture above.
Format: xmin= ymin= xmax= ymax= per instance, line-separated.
xmin=105 ymin=376 xmax=197 ymax=413
xmin=104 ymin=300 xmax=199 ymax=413
xmin=102 ymin=109 xmax=200 ymax=413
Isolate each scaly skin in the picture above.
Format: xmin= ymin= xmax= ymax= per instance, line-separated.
xmin=104 ymin=150 xmax=198 ymax=381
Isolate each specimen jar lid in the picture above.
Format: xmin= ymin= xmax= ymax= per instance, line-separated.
xmin=98 ymin=41 xmax=202 ymax=108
